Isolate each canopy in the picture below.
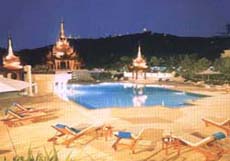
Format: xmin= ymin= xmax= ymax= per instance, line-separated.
xmin=197 ymin=69 xmax=221 ymax=75
xmin=0 ymin=77 xmax=29 ymax=93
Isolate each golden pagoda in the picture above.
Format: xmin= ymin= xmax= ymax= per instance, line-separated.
xmin=129 ymin=45 xmax=148 ymax=79
xmin=3 ymin=36 xmax=22 ymax=70
xmin=2 ymin=36 xmax=24 ymax=80
xmin=47 ymin=20 xmax=81 ymax=71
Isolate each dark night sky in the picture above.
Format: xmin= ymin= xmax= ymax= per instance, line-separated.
xmin=0 ymin=0 xmax=229 ymax=50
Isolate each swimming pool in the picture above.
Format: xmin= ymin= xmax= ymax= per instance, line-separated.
xmin=63 ymin=83 xmax=205 ymax=109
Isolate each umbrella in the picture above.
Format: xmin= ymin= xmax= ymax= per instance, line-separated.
xmin=0 ymin=77 xmax=29 ymax=93
xmin=197 ymin=69 xmax=221 ymax=81
xmin=197 ymin=69 xmax=221 ymax=75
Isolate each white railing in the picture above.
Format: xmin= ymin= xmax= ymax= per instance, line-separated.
xmin=124 ymin=72 xmax=173 ymax=80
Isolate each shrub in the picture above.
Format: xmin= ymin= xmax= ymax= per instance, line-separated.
xmin=5 ymin=146 xmax=62 ymax=161
xmin=91 ymin=72 xmax=112 ymax=81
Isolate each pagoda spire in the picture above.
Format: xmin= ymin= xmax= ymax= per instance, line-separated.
xmin=6 ymin=35 xmax=15 ymax=58
xmin=137 ymin=44 xmax=142 ymax=59
xmin=3 ymin=35 xmax=22 ymax=70
xmin=59 ymin=20 xmax=66 ymax=39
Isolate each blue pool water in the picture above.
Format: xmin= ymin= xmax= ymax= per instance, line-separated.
xmin=65 ymin=83 xmax=205 ymax=109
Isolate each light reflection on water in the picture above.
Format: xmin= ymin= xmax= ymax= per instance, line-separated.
xmin=54 ymin=83 xmax=205 ymax=109
xmin=54 ymin=82 xmax=69 ymax=101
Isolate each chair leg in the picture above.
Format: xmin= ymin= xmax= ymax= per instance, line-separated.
xmin=194 ymin=147 xmax=220 ymax=161
xmin=112 ymin=138 xmax=121 ymax=151
xmin=204 ymin=121 xmax=209 ymax=127
xmin=64 ymin=140 xmax=71 ymax=148
xmin=173 ymin=140 xmax=181 ymax=156
xmin=165 ymin=144 xmax=169 ymax=155
xmin=48 ymin=133 xmax=65 ymax=143
xmin=131 ymin=139 xmax=138 ymax=154
xmin=48 ymin=137 xmax=58 ymax=143
xmin=63 ymin=134 xmax=83 ymax=148
xmin=104 ymin=128 xmax=113 ymax=141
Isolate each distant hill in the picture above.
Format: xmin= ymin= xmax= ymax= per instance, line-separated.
xmin=2 ymin=32 xmax=230 ymax=68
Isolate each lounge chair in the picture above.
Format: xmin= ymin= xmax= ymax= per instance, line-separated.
xmin=0 ymin=109 xmax=46 ymax=127
xmin=202 ymin=118 xmax=230 ymax=136
xmin=168 ymin=132 xmax=229 ymax=161
xmin=47 ymin=124 xmax=69 ymax=143
xmin=48 ymin=123 xmax=105 ymax=147
xmin=112 ymin=129 xmax=144 ymax=154
xmin=12 ymin=102 xmax=45 ymax=113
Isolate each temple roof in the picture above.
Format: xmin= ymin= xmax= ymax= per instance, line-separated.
xmin=132 ymin=45 xmax=148 ymax=69
xmin=51 ymin=20 xmax=77 ymax=59
xmin=3 ymin=37 xmax=22 ymax=70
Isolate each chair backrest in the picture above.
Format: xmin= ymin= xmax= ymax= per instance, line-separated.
xmin=174 ymin=134 xmax=215 ymax=147
xmin=133 ymin=128 xmax=145 ymax=140
xmin=8 ymin=110 xmax=24 ymax=119
xmin=203 ymin=117 xmax=230 ymax=126
xmin=52 ymin=124 xmax=70 ymax=135
xmin=55 ymin=124 xmax=67 ymax=129
xmin=13 ymin=102 xmax=27 ymax=111
xmin=65 ymin=125 xmax=98 ymax=136
xmin=222 ymin=119 xmax=230 ymax=126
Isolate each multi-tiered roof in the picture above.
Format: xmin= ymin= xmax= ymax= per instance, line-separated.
xmin=132 ymin=45 xmax=148 ymax=69
xmin=3 ymin=37 xmax=22 ymax=70
xmin=52 ymin=20 xmax=76 ymax=59
xmin=47 ymin=20 xmax=81 ymax=70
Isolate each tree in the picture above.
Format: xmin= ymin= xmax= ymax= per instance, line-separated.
xmin=119 ymin=56 xmax=132 ymax=71
xmin=163 ymin=56 xmax=178 ymax=71
xmin=149 ymin=56 xmax=159 ymax=66
xmin=120 ymin=56 xmax=131 ymax=65
xmin=214 ymin=57 xmax=230 ymax=74
xmin=177 ymin=54 xmax=198 ymax=79
xmin=194 ymin=57 xmax=211 ymax=72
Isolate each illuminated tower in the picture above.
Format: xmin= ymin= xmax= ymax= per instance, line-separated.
xmin=133 ymin=45 xmax=147 ymax=68
xmin=3 ymin=36 xmax=22 ymax=70
xmin=2 ymin=36 xmax=24 ymax=80
xmin=129 ymin=45 xmax=148 ymax=80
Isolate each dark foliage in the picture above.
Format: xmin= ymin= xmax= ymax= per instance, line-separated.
xmin=1 ymin=32 xmax=230 ymax=68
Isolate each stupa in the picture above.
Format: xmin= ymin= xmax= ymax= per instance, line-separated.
xmin=3 ymin=36 xmax=22 ymax=70
xmin=2 ymin=36 xmax=23 ymax=80
xmin=129 ymin=45 xmax=148 ymax=79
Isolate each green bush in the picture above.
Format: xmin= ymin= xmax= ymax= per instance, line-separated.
xmin=91 ymin=72 xmax=112 ymax=81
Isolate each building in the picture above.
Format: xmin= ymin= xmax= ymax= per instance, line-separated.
xmin=221 ymin=49 xmax=230 ymax=58
xmin=46 ymin=20 xmax=81 ymax=71
xmin=1 ymin=36 xmax=24 ymax=80
xmin=129 ymin=45 xmax=148 ymax=79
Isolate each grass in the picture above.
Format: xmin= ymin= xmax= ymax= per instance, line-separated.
xmin=3 ymin=146 xmax=73 ymax=161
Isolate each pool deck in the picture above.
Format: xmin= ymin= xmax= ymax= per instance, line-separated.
xmin=0 ymin=82 xmax=230 ymax=161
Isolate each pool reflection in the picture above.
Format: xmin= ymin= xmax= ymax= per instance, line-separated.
xmin=132 ymin=84 xmax=148 ymax=107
